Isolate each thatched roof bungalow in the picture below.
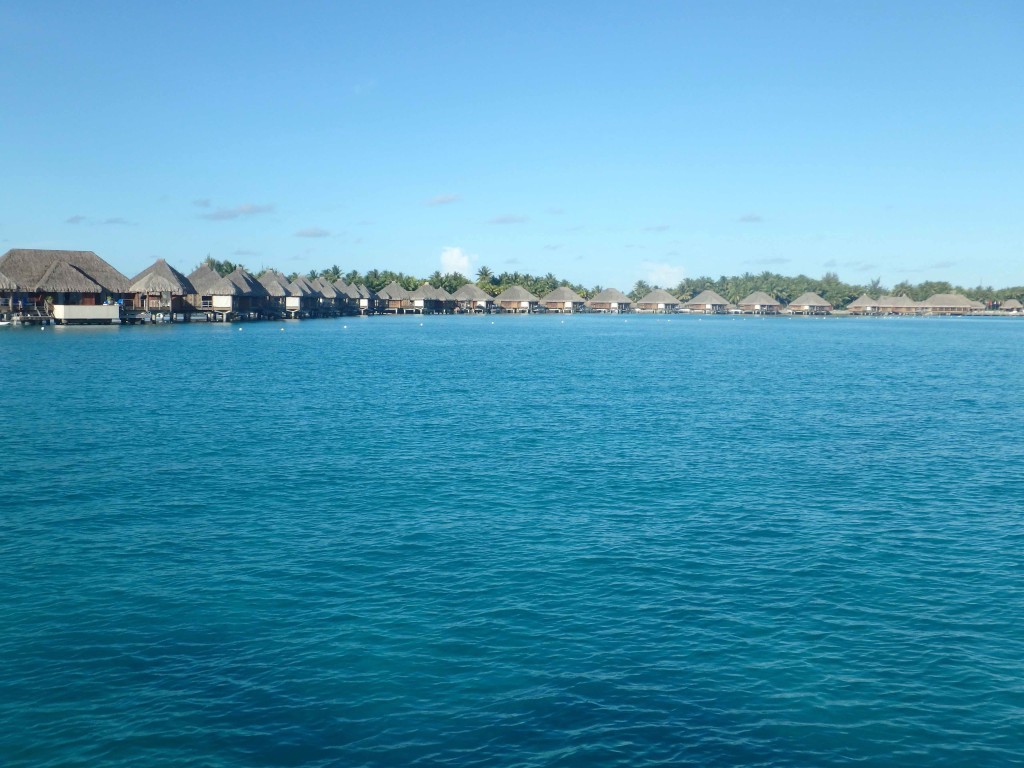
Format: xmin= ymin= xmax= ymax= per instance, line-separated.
xmin=876 ymin=294 xmax=919 ymax=315
xmin=258 ymin=271 xmax=298 ymax=318
xmin=919 ymin=293 xmax=977 ymax=315
xmin=846 ymin=294 xmax=879 ymax=315
xmin=377 ymin=281 xmax=414 ymax=314
xmin=410 ymin=282 xmax=454 ymax=314
xmin=1000 ymin=298 xmax=1023 ymax=314
xmin=0 ymin=270 xmax=18 ymax=320
xmin=634 ymin=289 xmax=681 ymax=314
xmin=452 ymin=283 xmax=494 ymax=313
xmin=127 ymin=259 xmax=195 ymax=320
xmin=587 ymin=287 xmax=632 ymax=313
xmin=684 ymin=289 xmax=730 ymax=314
xmin=192 ymin=266 xmax=269 ymax=321
xmin=737 ymin=291 xmax=782 ymax=315
xmin=0 ymin=249 xmax=130 ymax=324
xmin=312 ymin=278 xmax=344 ymax=316
xmin=787 ymin=292 xmax=832 ymax=315
xmin=493 ymin=285 xmax=539 ymax=313
xmin=540 ymin=286 xmax=586 ymax=313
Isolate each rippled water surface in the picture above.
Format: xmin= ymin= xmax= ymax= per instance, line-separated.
xmin=2 ymin=315 xmax=1023 ymax=767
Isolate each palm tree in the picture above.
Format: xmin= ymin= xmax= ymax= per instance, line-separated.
xmin=476 ymin=266 xmax=493 ymax=285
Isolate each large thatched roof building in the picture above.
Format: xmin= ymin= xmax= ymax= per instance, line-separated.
xmin=0 ymin=249 xmax=130 ymax=295
xmin=587 ymin=287 xmax=632 ymax=313
xmin=130 ymin=259 xmax=195 ymax=296
xmin=493 ymin=285 xmax=539 ymax=313
xmin=918 ymin=293 xmax=977 ymax=315
xmin=540 ymin=286 xmax=586 ymax=313
xmin=787 ymin=292 xmax=832 ymax=315
xmin=684 ymin=289 xmax=730 ymax=314
xmin=737 ymin=291 xmax=781 ymax=314
xmin=635 ymin=289 xmax=681 ymax=313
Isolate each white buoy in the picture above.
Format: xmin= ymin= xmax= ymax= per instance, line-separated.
xmin=238 ymin=327 xmax=243 ymax=331
xmin=280 ymin=327 xmax=284 ymax=331
xmin=343 ymin=325 xmax=347 ymax=329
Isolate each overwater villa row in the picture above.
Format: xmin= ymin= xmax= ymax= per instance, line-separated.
xmin=0 ymin=249 xmax=1020 ymax=325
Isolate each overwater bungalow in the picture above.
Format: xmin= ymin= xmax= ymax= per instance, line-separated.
xmin=736 ymin=291 xmax=781 ymax=315
xmin=587 ymin=287 xmax=632 ymax=313
xmin=493 ymin=285 xmax=539 ymax=313
xmin=919 ymin=293 xmax=977 ymax=315
xmin=185 ymin=264 xmax=220 ymax=316
xmin=876 ymin=295 xmax=918 ymax=315
xmin=684 ymin=289 xmax=730 ymax=314
xmin=377 ymin=281 xmax=415 ymax=314
xmin=410 ymin=282 xmax=448 ymax=314
xmin=312 ymin=278 xmax=344 ymax=316
xmin=787 ymin=292 xmax=832 ymax=315
xmin=452 ymin=283 xmax=494 ymax=313
xmin=540 ymin=286 xmax=586 ymax=313
xmin=846 ymin=294 xmax=879 ymax=315
xmin=634 ymin=289 xmax=681 ymax=314
xmin=0 ymin=270 xmax=19 ymax=321
xmin=0 ymin=248 xmax=130 ymax=324
xmin=1000 ymin=299 xmax=1023 ymax=314
xmin=258 ymin=271 xmax=297 ymax=319
xmin=126 ymin=259 xmax=196 ymax=322
xmin=354 ymin=284 xmax=377 ymax=314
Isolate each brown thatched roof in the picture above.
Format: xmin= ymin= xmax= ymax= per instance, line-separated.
xmin=685 ymin=289 xmax=730 ymax=307
xmin=377 ymin=281 xmax=411 ymax=300
xmin=187 ymin=265 xmax=222 ymax=294
xmin=789 ymin=291 xmax=832 ymax=308
xmin=493 ymin=285 xmax=539 ymax=302
xmin=738 ymin=291 xmax=781 ymax=307
xmin=846 ymin=294 xmax=877 ymax=309
xmin=920 ymin=293 xmax=974 ymax=309
xmin=0 ymin=249 xmax=130 ymax=293
xmin=588 ymin=287 xmax=631 ymax=304
xmin=541 ymin=286 xmax=586 ymax=304
xmin=637 ymin=288 xmax=681 ymax=305
xmin=34 ymin=261 xmax=102 ymax=293
xmin=0 ymin=270 xmax=19 ymax=291
xmin=130 ymin=259 xmax=195 ymax=295
xmin=1001 ymin=298 xmax=1023 ymax=310
xmin=312 ymin=278 xmax=339 ymax=298
xmin=259 ymin=271 xmax=295 ymax=297
xmin=207 ymin=267 xmax=268 ymax=297
xmin=453 ymin=283 xmax=492 ymax=301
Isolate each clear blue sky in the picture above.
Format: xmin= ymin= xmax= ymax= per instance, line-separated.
xmin=2 ymin=1 xmax=1021 ymax=289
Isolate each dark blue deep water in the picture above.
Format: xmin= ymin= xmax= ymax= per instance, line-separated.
xmin=2 ymin=315 xmax=1023 ymax=767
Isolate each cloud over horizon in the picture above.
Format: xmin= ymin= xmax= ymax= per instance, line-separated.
xmin=201 ymin=203 xmax=274 ymax=221
xmin=738 ymin=213 xmax=764 ymax=223
xmin=65 ymin=215 xmax=86 ymax=224
xmin=642 ymin=260 xmax=685 ymax=287
xmin=440 ymin=246 xmax=474 ymax=274
xmin=426 ymin=194 xmax=460 ymax=206
xmin=295 ymin=227 xmax=330 ymax=238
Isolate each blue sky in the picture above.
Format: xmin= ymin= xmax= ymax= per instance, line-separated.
xmin=1 ymin=1 xmax=1021 ymax=289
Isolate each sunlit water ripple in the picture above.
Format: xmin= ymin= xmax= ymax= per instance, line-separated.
xmin=1 ymin=315 xmax=1022 ymax=766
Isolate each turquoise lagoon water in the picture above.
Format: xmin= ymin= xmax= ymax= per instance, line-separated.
xmin=1 ymin=315 xmax=1022 ymax=767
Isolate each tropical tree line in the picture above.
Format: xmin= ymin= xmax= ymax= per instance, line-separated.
xmin=199 ymin=258 xmax=1024 ymax=306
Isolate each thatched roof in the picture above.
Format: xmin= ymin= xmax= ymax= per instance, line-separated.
xmin=213 ymin=267 xmax=268 ymax=297
xmin=588 ymin=287 xmax=631 ymax=304
xmin=130 ymin=259 xmax=195 ymax=295
xmin=312 ymin=278 xmax=339 ymax=299
xmin=920 ymin=293 xmax=975 ymax=309
xmin=0 ymin=270 xmax=19 ymax=291
xmin=1001 ymin=298 xmax=1023 ymax=310
xmin=259 ymin=271 xmax=295 ymax=297
xmin=35 ymin=261 xmax=102 ymax=293
xmin=356 ymin=284 xmax=374 ymax=299
xmin=790 ymin=291 xmax=832 ymax=308
xmin=738 ymin=291 xmax=781 ymax=307
xmin=409 ymin=283 xmax=436 ymax=300
xmin=637 ymin=288 xmax=681 ymax=305
xmin=0 ymin=249 xmax=130 ymax=293
xmin=377 ymin=281 xmax=411 ymax=300
xmin=846 ymin=294 xmax=877 ymax=309
xmin=685 ymin=289 xmax=729 ymax=307
xmin=453 ymin=283 xmax=492 ymax=301
xmin=493 ymin=285 xmax=539 ymax=302
xmin=877 ymin=294 xmax=917 ymax=308
xmin=187 ymin=265 xmax=222 ymax=294
xmin=541 ymin=286 xmax=586 ymax=304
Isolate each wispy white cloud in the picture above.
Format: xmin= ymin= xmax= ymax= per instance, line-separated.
xmin=102 ymin=217 xmax=132 ymax=225
xmin=440 ymin=246 xmax=475 ymax=274
xmin=642 ymin=261 xmax=685 ymax=286
xmin=295 ymin=227 xmax=330 ymax=238
xmin=192 ymin=198 xmax=211 ymax=208
xmin=426 ymin=194 xmax=459 ymax=206
xmin=544 ymin=244 xmax=562 ymax=251
xmin=489 ymin=214 xmax=528 ymax=225
xmin=201 ymin=203 xmax=274 ymax=221
xmin=65 ymin=215 xmax=86 ymax=224
xmin=738 ymin=213 xmax=764 ymax=223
